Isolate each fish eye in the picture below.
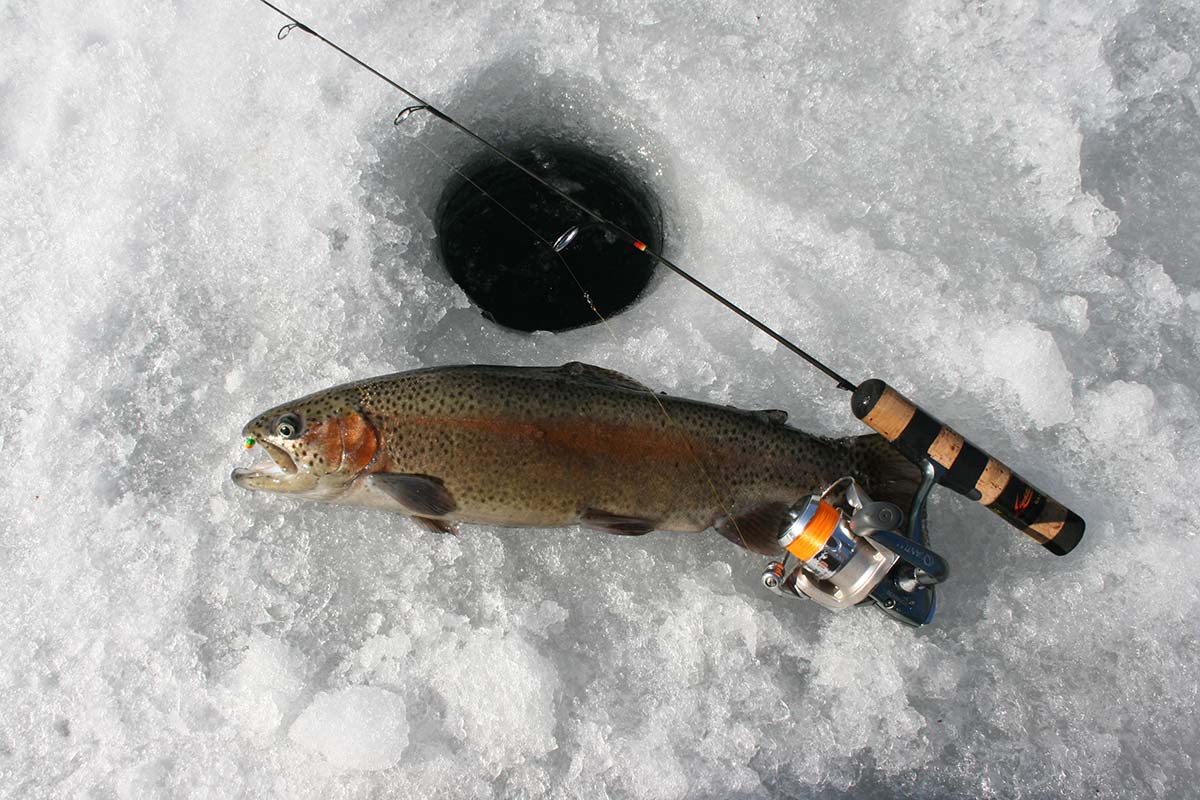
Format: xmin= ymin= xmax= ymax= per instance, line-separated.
xmin=275 ymin=415 xmax=302 ymax=439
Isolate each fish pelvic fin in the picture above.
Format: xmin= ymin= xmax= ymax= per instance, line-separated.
xmin=578 ymin=508 xmax=657 ymax=536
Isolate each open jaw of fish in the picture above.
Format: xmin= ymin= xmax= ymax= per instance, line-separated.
xmin=231 ymin=441 xmax=320 ymax=494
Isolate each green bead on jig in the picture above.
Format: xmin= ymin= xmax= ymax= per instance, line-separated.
xmin=243 ymin=436 xmax=256 ymax=449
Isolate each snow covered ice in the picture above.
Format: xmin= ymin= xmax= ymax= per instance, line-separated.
xmin=288 ymin=685 xmax=409 ymax=771
xmin=3 ymin=0 xmax=1199 ymax=797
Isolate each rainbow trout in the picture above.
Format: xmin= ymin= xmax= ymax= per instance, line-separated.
xmin=232 ymin=363 xmax=920 ymax=553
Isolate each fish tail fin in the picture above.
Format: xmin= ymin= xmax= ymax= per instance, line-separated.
xmin=714 ymin=434 xmax=925 ymax=556
xmin=841 ymin=433 xmax=924 ymax=516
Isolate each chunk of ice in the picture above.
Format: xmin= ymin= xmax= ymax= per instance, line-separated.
xmin=980 ymin=322 xmax=1074 ymax=428
xmin=288 ymin=686 xmax=409 ymax=771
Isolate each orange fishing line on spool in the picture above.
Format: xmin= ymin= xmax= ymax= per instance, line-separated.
xmin=785 ymin=499 xmax=841 ymax=561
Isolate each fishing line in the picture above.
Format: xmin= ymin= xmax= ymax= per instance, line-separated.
xmin=257 ymin=0 xmax=858 ymax=393
xmin=401 ymin=122 xmax=752 ymax=549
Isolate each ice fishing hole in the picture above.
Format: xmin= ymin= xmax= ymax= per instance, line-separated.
xmin=435 ymin=143 xmax=662 ymax=332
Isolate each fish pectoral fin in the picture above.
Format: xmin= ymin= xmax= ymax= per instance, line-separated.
xmin=557 ymin=361 xmax=650 ymax=392
xmin=715 ymin=502 xmax=791 ymax=555
xmin=368 ymin=473 xmax=458 ymax=516
xmin=412 ymin=515 xmax=459 ymax=535
xmin=579 ymin=508 xmax=657 ymax=536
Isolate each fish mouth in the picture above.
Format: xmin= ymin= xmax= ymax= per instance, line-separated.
xmin=231 ymin=440 xmax=299 ymax=488
xmin=259 ymin=440 xmax=297 ymax=473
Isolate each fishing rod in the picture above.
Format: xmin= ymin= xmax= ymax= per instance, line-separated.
xmin=254 ymin=1 xmax=1085 ymax=625
xmin=259 ymin=0 xmax=853 ymax=390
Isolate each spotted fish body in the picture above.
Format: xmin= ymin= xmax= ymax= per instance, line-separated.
xmin=232 ymin=363 xmax=919 ymax=553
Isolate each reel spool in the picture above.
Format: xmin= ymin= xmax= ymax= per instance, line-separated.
xmin=762 ymin=472 xmax=948 ymax=626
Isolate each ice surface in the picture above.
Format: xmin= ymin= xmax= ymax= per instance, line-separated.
xmin=288 ymin=686 xmax=409 ymax=770
xmin=3 ymin=0 xmax=1200 ymax=797
xmin=978 ymin=321 xmax=1074 ymax=428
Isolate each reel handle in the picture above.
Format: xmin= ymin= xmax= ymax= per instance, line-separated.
xmin=851 ymin=379 xmax=1085 ymax=555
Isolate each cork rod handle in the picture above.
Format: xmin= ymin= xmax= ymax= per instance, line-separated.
xmin=851 ymin=379 xmax=1085 ymax=556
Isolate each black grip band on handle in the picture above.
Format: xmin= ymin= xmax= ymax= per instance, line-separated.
xmin=851 ymin=379 xmax=1085 ymax=556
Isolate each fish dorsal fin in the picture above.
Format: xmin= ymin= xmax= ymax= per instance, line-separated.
xmin=758 ymin=409 xmax=789 ymax=425
xmin=557 ymin=361 xmax=649 ymax=392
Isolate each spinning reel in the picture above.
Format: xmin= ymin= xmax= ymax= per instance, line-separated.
xmin=761 ymin=379 xmax=1088 ymax=626
xmin=762 ymin=461 xmax=948 ymax=626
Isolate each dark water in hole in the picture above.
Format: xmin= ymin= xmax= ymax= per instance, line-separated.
xmin=435 ymin=143 xmax=662 ymax=332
